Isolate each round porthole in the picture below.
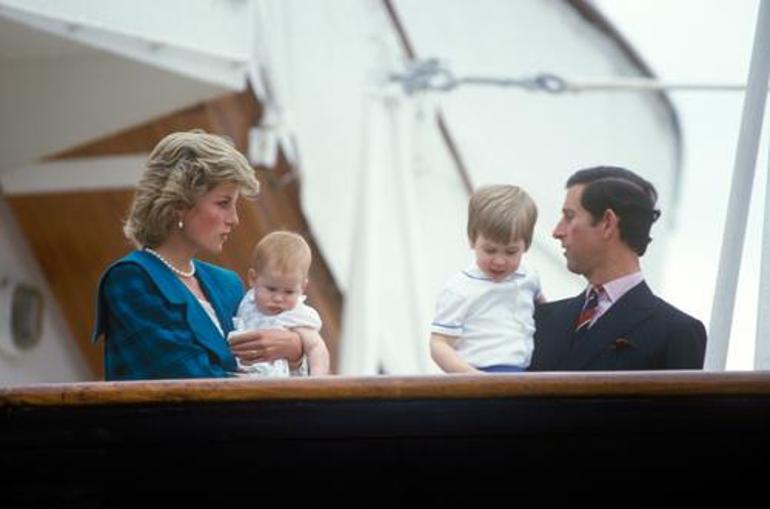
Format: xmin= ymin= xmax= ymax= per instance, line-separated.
xmin=0 ymin=279 xmax=44 ymax=358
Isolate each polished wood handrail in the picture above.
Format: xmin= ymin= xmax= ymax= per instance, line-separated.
xmin=2 ymin=371 xmax=770 ymax=407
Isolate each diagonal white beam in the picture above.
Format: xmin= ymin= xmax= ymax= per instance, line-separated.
xmin=707 ymin=0 xmax=770 ymax=370
xmin=757 ymin=140 xmax=770 ymax=369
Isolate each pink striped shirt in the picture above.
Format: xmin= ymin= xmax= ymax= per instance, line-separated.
xmin=586 ymin=271 xmax=644 ymax=327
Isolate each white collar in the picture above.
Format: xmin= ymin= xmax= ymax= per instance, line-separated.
xmin=462 ymin=262 xmax=526 ymax=282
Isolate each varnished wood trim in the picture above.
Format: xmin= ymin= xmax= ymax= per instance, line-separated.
xmin=2 ymin=372 xmax=770 ymax=407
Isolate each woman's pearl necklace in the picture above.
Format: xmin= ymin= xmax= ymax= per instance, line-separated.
xmin=144 ymin=247 xmax=196 ymax=278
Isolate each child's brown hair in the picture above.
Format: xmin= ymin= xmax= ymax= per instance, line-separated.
xmin=467 ymin=185 xmax=537 ymax=248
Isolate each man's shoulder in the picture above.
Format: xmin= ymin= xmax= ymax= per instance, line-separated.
xmin=611 ymin=281 xmax=703 ymax=328
xmin=651 ymin=294 xmax=704 ymax=327
xmin=534 ymin=294 xmax=580 ymax=322
xmin=537 ymin=294 xmax=580 ymax=310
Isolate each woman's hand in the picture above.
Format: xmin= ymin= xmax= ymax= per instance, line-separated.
xmin=228 ymin=328 xmax=303 ymax=364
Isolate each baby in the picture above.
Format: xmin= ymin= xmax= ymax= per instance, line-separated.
xmin=231 ymin=231 xmax=330 ymax=376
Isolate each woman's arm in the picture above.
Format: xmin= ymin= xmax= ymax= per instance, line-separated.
xmin=229 ymin=328 xmax=303 ymax=365
xmin=430 ymin=333 xmax=481 ymax=373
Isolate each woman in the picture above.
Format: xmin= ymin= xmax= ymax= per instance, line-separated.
xmin=92 ymin=130 xmax=302 ymax=380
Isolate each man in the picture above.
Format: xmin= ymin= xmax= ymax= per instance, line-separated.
xmin=529 ymin=166 xmax=706 ymax=371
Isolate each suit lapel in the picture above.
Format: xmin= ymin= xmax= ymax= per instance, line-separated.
xmin=131 ymin=251 xmax=231 ymax=361
xmin=567 ymin=282 xmax=657 ymax=369
xmin=536 ymin=295 xmax=584 ymax=369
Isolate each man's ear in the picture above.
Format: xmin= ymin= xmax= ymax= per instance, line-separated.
xmin=601 ymin=209 xmax=619 ymax=239
xmin=247 ymin=268 xmax=258 ymax=287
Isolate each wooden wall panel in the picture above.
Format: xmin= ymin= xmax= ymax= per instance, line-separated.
xmin=8 ymin=191 xmax=134 ymax=376
xmin=9 ymin=89 xmax=343 ymax=378
xmin=5 ymin=374 xmax=769 ymax=505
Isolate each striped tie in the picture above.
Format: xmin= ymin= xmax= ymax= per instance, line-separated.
xmin=575 ymin=286 xmax=603 ymax=332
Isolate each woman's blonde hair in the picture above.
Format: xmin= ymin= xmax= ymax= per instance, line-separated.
xmin=252 ymin=231 xmax=312 ymax=278
xmin=124 ymin=130 xmax=260 ymax=248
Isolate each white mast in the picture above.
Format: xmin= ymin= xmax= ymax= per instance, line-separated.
xmin=706 ymin=0 xmax=770 ymax=370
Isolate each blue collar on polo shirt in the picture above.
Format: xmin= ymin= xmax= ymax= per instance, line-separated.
xmin=462 ymin=263 xmax=526 ymax=282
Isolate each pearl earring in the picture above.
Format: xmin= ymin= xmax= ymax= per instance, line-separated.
xmin=178 ymin=220 xmax=184 ymax=230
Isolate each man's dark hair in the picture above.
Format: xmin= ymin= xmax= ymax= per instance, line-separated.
xmin=567 ymin=166 xmax=661 ymax=256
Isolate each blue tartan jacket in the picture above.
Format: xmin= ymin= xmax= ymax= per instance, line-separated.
xmin=92 ymin=250 xmax=244 ymax=380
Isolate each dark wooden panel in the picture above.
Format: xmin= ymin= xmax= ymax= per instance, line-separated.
xmin=3 ymin=372 xmax=770 ymax=406
xmin=1 ymin=374 xmax=769 ymax=504
xmin=8 ymin=88 xmax=343 ymax=377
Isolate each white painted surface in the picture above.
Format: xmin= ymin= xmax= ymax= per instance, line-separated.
xmin=0 ymin=0 xmax=252 ymax=170
xmin=0 ymin=51 xmax=227 ymax=170
xmin=1 ymin=155 xmax=146 ymax=195
xmin=0 ymin=194 xmax=92 ymax=384
xmin=0 ymin=0 xmax=250 ymax=88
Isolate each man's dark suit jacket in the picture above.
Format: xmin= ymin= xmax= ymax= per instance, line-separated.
xmin=529 ymin=282 xmax=706 ymax=371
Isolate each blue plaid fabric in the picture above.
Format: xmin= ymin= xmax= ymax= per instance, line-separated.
xmin=92 ymin=251 xmax=244 ymax=380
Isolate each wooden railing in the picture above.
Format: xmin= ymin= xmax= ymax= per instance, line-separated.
xmin=2 ymin=372 xmax=769 ymax=505
xmin=2 ymin=371 xmax=770 ymax=406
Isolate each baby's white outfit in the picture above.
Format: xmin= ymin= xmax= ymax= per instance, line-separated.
xmin=230 ymin=289 xmax=322 ymax=377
